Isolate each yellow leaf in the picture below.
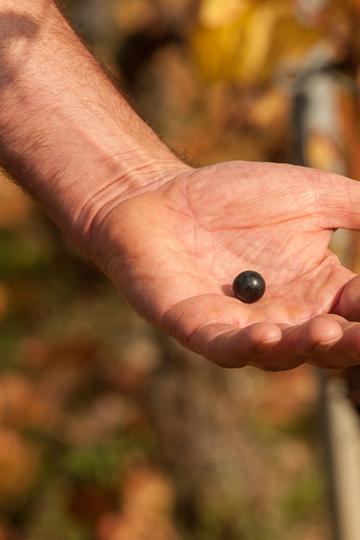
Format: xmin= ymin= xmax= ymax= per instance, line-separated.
xmin=199 ymin=0 xmax=245 ymax=27
xmin=192 ymin=0 xmax=328 ymax=83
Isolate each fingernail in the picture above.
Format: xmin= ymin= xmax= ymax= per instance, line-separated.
xmin=312 ymin=340 xmax=338 ymax=353
xmin=256 ymin=340 xmax=279 ymax=353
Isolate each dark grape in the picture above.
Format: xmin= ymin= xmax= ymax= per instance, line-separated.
xmin=232 ymin=271 xmax=266 ymax=304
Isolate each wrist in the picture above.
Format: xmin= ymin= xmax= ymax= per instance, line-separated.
xmin=73 ymin=149 xmax=190 ymax=258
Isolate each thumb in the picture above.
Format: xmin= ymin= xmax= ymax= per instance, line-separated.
xmin=332 ymin=275 xmax=360 ymax=321
xmin=319 ymin=172 xmax=360 ymax=230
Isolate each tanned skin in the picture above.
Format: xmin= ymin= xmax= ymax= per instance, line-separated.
xmin=2 ymin=1 xmax=360 ymax=370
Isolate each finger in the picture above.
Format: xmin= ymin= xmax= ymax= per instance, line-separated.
xmin=252 ymin=315 xmax=344 ymax=371
xmin=162 ymin=293 xmax=283 ymax=367
xmin=190 ymin=321 xmax=282 ymax=368
xmin=309 ymin=321 xmax=360 ymax=369
xmin=332 ymin=275 xmax=360 ymax=321
xmin=317 ymin=171 xmax=360 ymax=230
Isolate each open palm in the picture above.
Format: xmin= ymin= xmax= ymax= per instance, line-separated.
xmin=94 ymin=160 xmax=360 ymax=370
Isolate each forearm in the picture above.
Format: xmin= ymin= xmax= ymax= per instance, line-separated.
xmin=0 ymin=0 xmax=183 ymax=249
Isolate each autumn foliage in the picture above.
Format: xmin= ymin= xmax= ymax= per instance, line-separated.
xmin=2 ymin=0 xmax=360 ymax=538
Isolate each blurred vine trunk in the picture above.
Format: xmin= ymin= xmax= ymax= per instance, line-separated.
xmin=147 ymin=338 xmax=282 ymax=536
xmin=146 ymin=335 xmax=320 ymax=539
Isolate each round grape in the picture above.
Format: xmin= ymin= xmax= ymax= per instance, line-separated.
xmin=232 ymin=271 xmax=266 ymax=304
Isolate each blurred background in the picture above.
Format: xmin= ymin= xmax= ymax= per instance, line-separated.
xmin=1 ymin=0 xmax=360 ymax=538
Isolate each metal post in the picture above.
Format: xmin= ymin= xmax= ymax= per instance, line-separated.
xmin=293 ymin=70 xmax=360 ymax=540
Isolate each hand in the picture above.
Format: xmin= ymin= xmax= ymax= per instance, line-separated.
xmin=90 ymin=160 xmax=360 ymax=370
